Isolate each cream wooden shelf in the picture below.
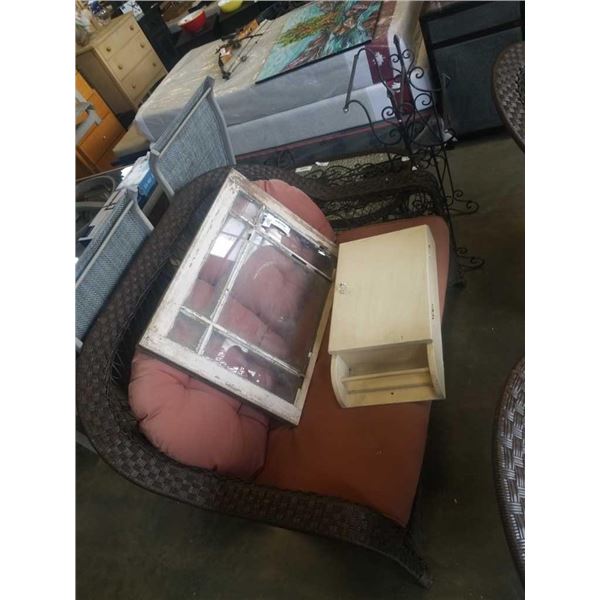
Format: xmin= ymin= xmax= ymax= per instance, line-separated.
xmin=328 ymin=225 xmax=445 ymax=407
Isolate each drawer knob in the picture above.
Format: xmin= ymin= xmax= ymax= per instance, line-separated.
xmin=129 ymin=25 xmax=134 ymax=31
xmin=140 ymin=43 xmax=146 ymax=48
xmin=152 ymin=62 xmax=157 ymax=67
xmin=132 ymin=83 xmax=137 ymax=89
xmin=106 ymin=46 xmax=111 ymax=52
xmin=118 ymin=64 xmax=123 ymax=70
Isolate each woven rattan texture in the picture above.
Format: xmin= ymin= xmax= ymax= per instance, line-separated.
xmin=76 ymin=165 xmax=447 ymax=588
xmin=493 ymin=41 xmax=525 ymax=150
xmin=76 ymin=201 xmax=152 ymax=341
xmin=493 ymin=357 xmax=525 ymax=583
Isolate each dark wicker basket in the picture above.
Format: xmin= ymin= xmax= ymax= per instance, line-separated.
xmin=76 ymin=165 xmax=450 ymax=588
xmin=493 ymin=357 xmax=525 ymax=583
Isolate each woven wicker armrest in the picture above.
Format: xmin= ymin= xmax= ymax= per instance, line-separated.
xmin=76 ymin=165 xmax=437 ymax=588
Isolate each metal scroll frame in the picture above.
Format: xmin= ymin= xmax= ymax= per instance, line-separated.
xmin=259 ymin=37 xmax=485 ymax=278
xmin=339 ymin=35 xmax=483 ymax=277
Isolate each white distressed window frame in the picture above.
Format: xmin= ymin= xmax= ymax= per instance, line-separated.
xmin=140 ymin=169 xmax=338 ymax=424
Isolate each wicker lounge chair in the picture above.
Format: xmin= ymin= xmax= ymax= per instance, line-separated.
xmin=76 ymin=164 xmax=452 ymax=588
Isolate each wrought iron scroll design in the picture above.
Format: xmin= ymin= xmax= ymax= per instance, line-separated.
xmin=260 ymin=36 xmax=484 ymax=279
xmin=339 ymin=35 xmax=484 ymax=277
xmin=343 ymin=35 xmax=479 ymax=216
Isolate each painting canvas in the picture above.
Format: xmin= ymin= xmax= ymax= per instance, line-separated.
xmin=256 ymin=1 xmax=382 ymax=83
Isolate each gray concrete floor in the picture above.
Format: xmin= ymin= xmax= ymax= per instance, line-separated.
xmin=77 ymin=133 xmax=524 ymax=599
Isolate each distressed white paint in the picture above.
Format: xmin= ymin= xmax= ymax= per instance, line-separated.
xmin=139 ymin=169 xmax=336 ymax=424
xmin=329 ymin=225 xmax=445 ymax=408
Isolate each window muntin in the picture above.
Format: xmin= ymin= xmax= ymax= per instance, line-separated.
xmin=140 ymin=170 xmax=337 ymax=424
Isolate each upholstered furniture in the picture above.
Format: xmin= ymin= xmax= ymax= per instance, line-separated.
xmin=76 ymin=164 xmax=450 ymax=587
xmin=134 ymin=2 xmax=428 ymax=163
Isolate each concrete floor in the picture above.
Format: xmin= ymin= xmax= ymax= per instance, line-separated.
xmin=77 ymin=133 xmax=524 ymax=599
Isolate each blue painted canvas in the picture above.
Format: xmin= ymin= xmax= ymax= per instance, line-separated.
xmin=256 ymin=1 xmax=382 ymax=83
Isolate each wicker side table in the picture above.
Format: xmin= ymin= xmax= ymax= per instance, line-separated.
xmin=492 ymin=41 xmax=525 ymax=150
xmin=493 ymin=357 xmax=525 ymax=583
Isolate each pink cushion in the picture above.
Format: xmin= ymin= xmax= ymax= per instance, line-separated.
xmin=129 ymin=351 xmax=269 ymax=479
xmin=129 ymin=179 xmax=334 ymax=478
xmin=229 ymin=246 xmax=309 ymax=335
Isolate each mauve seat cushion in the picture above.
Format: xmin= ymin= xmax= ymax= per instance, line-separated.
xmin=256 ymin=216 xmax=449 ymax=526
xmin=128 ymin=179 xmax=335 ymax=479
xmin=129 ymin=351 xmax=270 ymax=479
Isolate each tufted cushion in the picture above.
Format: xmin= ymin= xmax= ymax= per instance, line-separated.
xmin=229 ymin=246 xmax=311 ymax=336
xmin=129 ymin=351 xmax=269 ymax=478
xmin=129 ymin=179 xmax=335 ymax=478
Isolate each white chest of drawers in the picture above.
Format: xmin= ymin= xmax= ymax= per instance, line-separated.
xmin=76 ymin=14 xmax=167 ymax=116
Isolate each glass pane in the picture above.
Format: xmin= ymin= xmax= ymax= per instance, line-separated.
xmin=258 ymin=210 xmax=335 ymax=277
xmin=203 ymin=330 xmax=302 ymax=404
xmin=167 ymin=312 xmax=207 ymax=351
xmin=183 ymin=216 xmax=248 ymax=318
xmin=217 ymin=235 xmax=330 ymax=372
xmin=231 ymin=190 xmax=260 ymax=223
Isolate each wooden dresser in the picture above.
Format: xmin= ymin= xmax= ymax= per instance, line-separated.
xmin=76 ymin=71 xmax=125 ymax=175
xmin=76 ymin=13 xmax=167 ymax=118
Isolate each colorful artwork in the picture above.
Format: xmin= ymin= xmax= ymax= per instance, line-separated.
xmin=256 ymin=1 xmax=382 ymax=83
